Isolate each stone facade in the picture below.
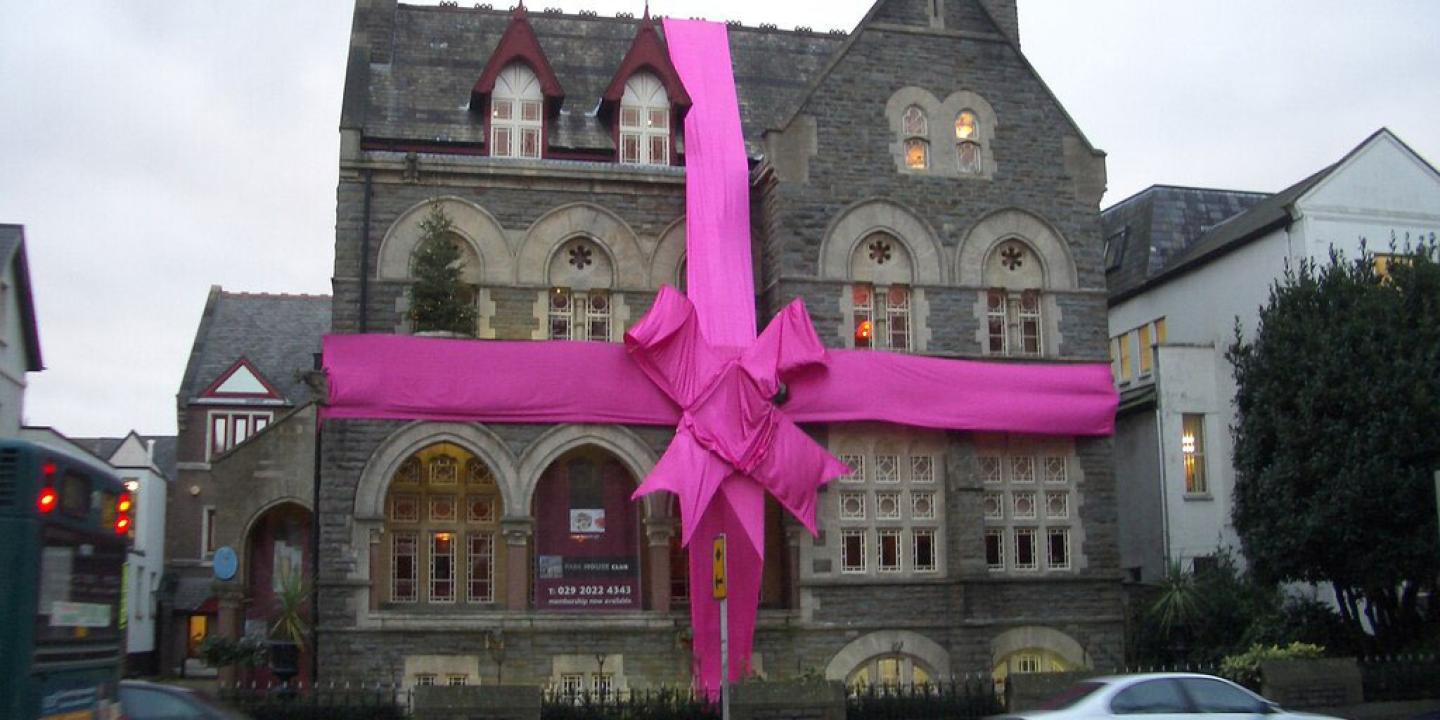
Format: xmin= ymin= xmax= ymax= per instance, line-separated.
xmin=320 ymin=0 xmax=1122 ymax=691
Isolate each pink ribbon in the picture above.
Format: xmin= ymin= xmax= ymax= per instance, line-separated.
xmin=320 ymin=16 xmax=1119 ymax=697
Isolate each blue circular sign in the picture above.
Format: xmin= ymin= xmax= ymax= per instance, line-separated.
xmin=213 ymin=546 xmax=238 ymax=581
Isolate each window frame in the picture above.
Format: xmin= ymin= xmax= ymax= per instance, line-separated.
xmin=954 ymin=110 xmax=982 ymax=175
xmin=619 ymin=72 xmax=672 ymax=167
xmin=1182 ymin=413 xmax=1209 ymax=495
xmin=490 ymin=64 xmax=544 ymax=160
xmin=902 ymin=105 xmax=930 ymax=171
xmin=548 ymin=287 xmax=613 ymax=342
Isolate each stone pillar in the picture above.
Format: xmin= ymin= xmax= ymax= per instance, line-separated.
xmin=501 ymin=517 xmax=534 ymax=611
xmin=368 ymin=527 xmax=383 ymax=612
xmin=213 ymin=581 xmax=246 ymax=686
xmin=784 ymin=522 xmax=804 ymax=609
xmin=645 ymin=517 xmax=677 ymax=613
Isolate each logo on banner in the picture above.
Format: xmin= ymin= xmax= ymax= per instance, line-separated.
xmin=569 ymin=509 xmax=606 ymax=534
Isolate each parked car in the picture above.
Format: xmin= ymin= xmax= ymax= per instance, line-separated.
xmin=118 ymin=680 xmax=250 ymax=720
xmin=995 ymin=673 xmax=1342 ymax=720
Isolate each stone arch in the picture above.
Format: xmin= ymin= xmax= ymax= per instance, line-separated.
xmin=937 ymin=90 xmax=999 ymax=179
xmin=824 ymin=630 xmax=951 ymax=681
xmin=650 ymin=217 xmax=687 ymax=289
xmin=376 ymin=196 xmax=514 ymax=285
xmin=238 ymin=498 xmax=312 ymax=586
xmin=820 ymin=199 xmax=944 ymax=285
xmin=518 ymin=204 xmax=647 ymax=289
xmin=546 ymin=234 xmax=618 ymax=291
xmin=353 ymin=422 xmax=520 ymax=522
xmin=956 ymin=208 xmax=1077 ymax=290
xmin=516 ymin=424 xmax=663 ymax=517
xmin=990 ymin=626 xmax=1088 ymax=669
xmin=885 ymin=87 xmax=943 ymax=174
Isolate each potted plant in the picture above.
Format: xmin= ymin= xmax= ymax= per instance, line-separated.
xmin=409 ymin=202 xmax=478 ymax=337
xmin=267 ymin=576 xmax=310 ymax=685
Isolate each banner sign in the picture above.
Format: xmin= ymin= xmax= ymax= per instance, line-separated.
xmin=535 ymin=555 xmax=640 ymax=610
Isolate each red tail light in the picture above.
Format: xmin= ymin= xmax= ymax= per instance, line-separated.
xmin=118 ymin=492 xmax=133 ymax=513
xmin=115 ymin=515 xmax=132 ymax=534
xmin=38 ymin=486 xmax=59 ymax=513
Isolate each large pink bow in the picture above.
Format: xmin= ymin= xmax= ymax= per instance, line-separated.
xmin=624 ymin=286 xmax=851 ymax=688
xmin=626 ymin=286 xmax=851 ymax=552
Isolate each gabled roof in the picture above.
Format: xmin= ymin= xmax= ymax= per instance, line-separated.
xmin=1107 ymin=128 xmax=1440 ymax=305
xmin=177 ymin=286 xmax=331 ymax=410
xmin=198 ymin=357 xmax=284 ymax=400
xmin=1102 ymin=185 xmax=1270 ymax=300
xmin=0 ymin=225 xmax=43 ymax=371
xmin=600 ymin=10 xmax=690 ymax=112
xmin=70 ymin=431 xmax=178 ymax=481
xmin=470 ymin=5 xmax=566 ymax=110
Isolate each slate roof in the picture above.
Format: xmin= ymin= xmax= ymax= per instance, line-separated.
xmin=0 ymin=224 xmax=43 ymax=371
xmin=1102 ymin=186 xmax=1270 ymax=301
xmin=1104 ymin=129 xmax=1438 ymax=304
xmin=177 ymin=287 xmax=331 ymax=407
xmin=348 ymin=4 xmax=846 ymax=156
xmin=71 ymin=434 xmax=179 ymax=481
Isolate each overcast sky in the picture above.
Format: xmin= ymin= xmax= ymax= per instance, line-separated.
xmin=2 ymin=0 xmax=1437 ymax=439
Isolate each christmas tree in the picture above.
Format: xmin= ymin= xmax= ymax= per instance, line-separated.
xmin=409 ymin=203 xmax=478 ymax=336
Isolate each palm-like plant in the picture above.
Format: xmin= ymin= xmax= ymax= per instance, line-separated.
xmin=1149 ymin=560 xmax=1204 ymax=637
xmin=270 ymin=575 xmax=311 ymax=652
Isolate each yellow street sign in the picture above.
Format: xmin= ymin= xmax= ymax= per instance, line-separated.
xmin=712 ymin=536 xmax=727 ymax=599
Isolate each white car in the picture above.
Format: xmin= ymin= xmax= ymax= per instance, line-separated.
xmin=997 ymin=673 xmax=1341 ymax=720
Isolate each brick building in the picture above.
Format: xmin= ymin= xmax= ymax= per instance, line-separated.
xmin=320 ymin=0 xmax=1120 ymax=690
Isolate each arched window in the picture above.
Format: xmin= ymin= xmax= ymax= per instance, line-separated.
xmin=491 ymin=63 xmax=543 ymax=159
xmin=982 ymin=239 xmax=1046 ymax=357
xmin=619 ymin=72 xmax=670 ymax=166
xmin=849 ymin=232 xmax=915 ymax=352
xmin=547 ymin=237 xmax=616 ymax=342
xmin=383 ymin=443 xmax=504 ymax=605
xmin=847 ymin=653 xmax=935 ymax=691
xmin=955 ymin=111 xmax=981 ymax=174
xmin=903 ymin=106 xmax=929 ymax=170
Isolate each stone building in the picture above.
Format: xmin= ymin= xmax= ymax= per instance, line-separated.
xmin=321 ymin=0 xmax=1120 ymax=690
xmin=165 ymin=286 xmax=330 ymax=676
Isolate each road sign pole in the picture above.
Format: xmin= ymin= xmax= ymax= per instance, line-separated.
xmin=714 ymin=535 xmax=729 ymax=720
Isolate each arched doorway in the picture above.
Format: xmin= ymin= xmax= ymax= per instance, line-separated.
xmin=990 ymin=626 xmax=1087 ymax=694
xmin=532 ymin=448 xmax=642 ymax=611
xmin=379 ymin=442 xmax=506 ymax=606
xmin=244 ymin=502 xmax=313 ymax=684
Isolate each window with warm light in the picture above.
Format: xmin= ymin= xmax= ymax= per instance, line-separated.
xmin=903 ymin=105 xmax=929 ymax=170
xmin=955 ymin=111 xmax=981 ymax=175
xmin=384 ymin=443 xmax=503 ymax=605
xmin=491 ymin=63 xmax=543 ymax=159
xmin=853 ymin=284 xmax=911 ymax=351
xmin=620 ymin=72 xmax=671 ymax=166
xmin=1117 ymin=334 xmax=1133 ymax=382
xmin=1137 ymin=325 xmax=1153 ymax=376
xmin=1182 ymin=414 xmax=1207 ymax=495
xmin=1180 ymin=417 xmax=1203 ymax=495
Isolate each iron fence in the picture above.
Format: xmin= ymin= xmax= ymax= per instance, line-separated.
xmin=218 ymin=682 xmax=409 ymax=720
xmin=846 ymin=679 xmax=1004 ymax=720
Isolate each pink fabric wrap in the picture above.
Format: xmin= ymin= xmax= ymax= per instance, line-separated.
xmin=319 ymin=16 xmax=1120 ymax=698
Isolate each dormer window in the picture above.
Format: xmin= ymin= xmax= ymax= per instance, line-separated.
xmin=903 ymin=106 xmax=929 ymax=170
xmin=619 ymin=72 xmax=670 ymax=166
xmin=491 ymin=63 xmax=543 ymax=159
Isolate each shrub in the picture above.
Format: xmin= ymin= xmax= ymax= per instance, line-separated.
xmin=1219 ymin=642 xmax=1325 ymax=690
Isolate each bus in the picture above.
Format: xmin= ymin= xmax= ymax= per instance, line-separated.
xmin=1 ymin=438 xmax=132 ymax=720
